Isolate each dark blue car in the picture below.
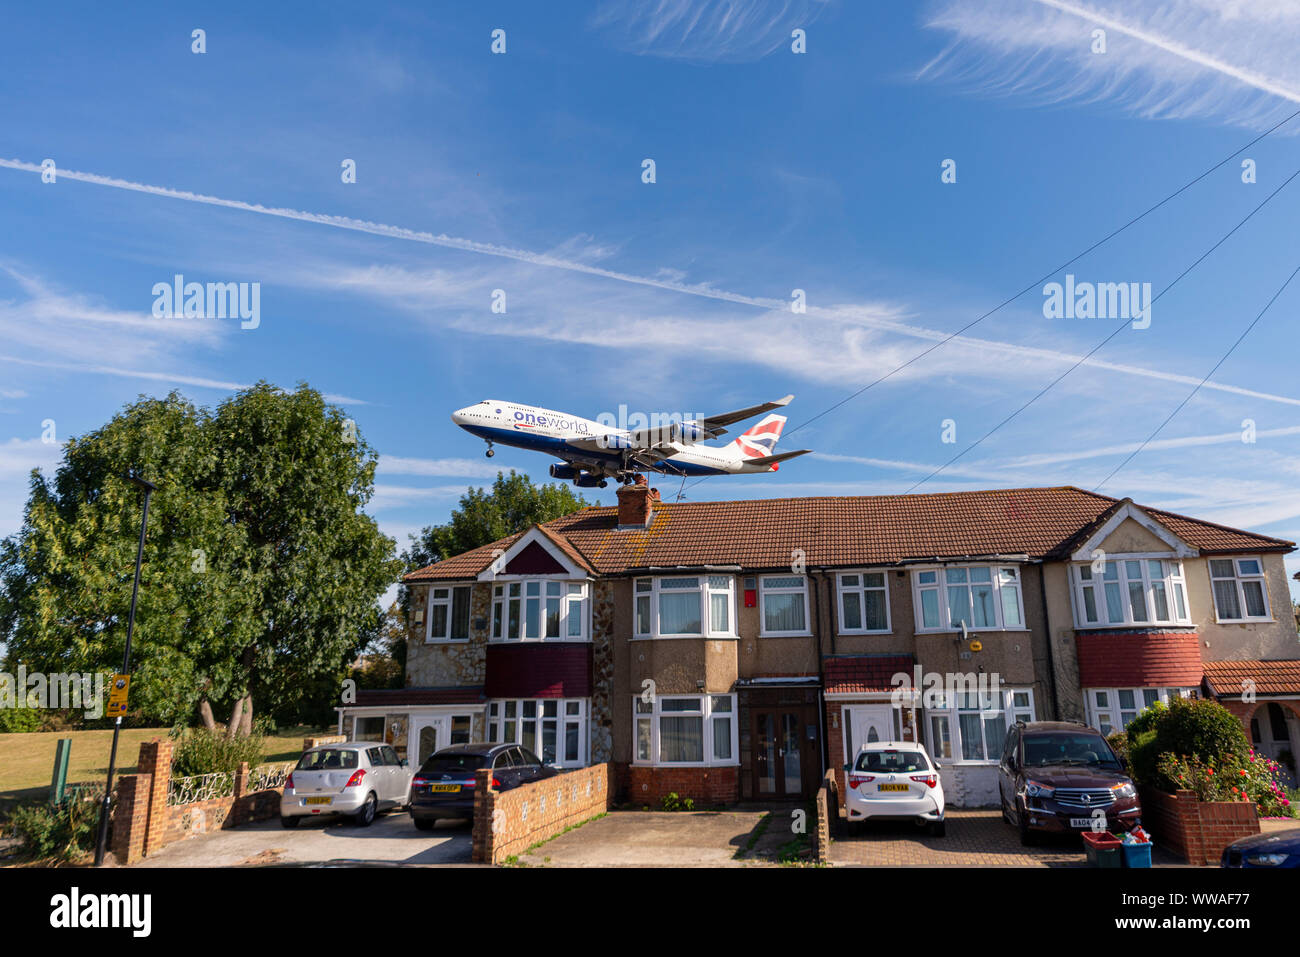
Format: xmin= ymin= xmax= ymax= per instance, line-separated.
xmin=1221 ymin=827 xmax=1300 ymax=868
xmin=409 ymin=743 xmax=560 ymax=829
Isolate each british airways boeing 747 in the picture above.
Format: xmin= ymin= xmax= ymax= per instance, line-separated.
xmin=451 ymin=396 xmax=811 ymax=487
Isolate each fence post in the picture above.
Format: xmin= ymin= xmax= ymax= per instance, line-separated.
xmin=111 ymin=773 xmax=150 ymax=865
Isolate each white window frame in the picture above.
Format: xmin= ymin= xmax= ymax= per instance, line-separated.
xmin=836 ymin=570 xmax=891 ymax=634
xmin=1208 ymin=556 xmax=1272 ymax=623
xmin=911 ymin=564 xmax=1026 ymax=633
xmin=926 ymin=688 xmax=1034 ymax=765
xmin=1071 ymin=559 xmax=1190 ymax=628
xmin=1084 ymin=687 xmax=1197 ymax=736
xmin=631 ymin=693 xmax=738 ymax=767
xmin=632 ymin=575 xmax=735 ymax=639
xmin=490 ymin=580 xmax=589 ymax=642
xmin=758 ymin=574 xmax=811 ymax=637
xmin=426 ymin=584 xmax=473 ymax=643
xmin=485 ymin=698 xmax=589 ymax=768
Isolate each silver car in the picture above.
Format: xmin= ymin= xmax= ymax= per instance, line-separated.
xmin=280 ymin=742 xmax=414 ymax=828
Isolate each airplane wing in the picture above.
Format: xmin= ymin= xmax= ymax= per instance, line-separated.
xmin=697 ymin=394 xmax=793 ymax=436
xmin=741 ymin=448 xmax=812 ymax=468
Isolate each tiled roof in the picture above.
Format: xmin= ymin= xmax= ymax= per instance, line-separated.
xmin=1203 ymin=659 xmax=1300 ymax=697
xmin=404 ymin=486 xmax=1294 ymax=581
xmin=824 ymin=655 xmax=916 ymax=695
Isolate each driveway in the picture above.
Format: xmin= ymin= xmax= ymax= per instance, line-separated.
xmin=829 ymin=809 xmax=1183 ymax=867
xmin=518 ymin=806 xmax=810 ymax=867
xmin=130 ymin=810 xmax=475 ymax=867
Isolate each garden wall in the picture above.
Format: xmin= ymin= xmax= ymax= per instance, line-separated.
xmin=1139 ymin=786 xmax=1260 ymax=866
xmin=472 ymin=763 xmax=611 ymax=864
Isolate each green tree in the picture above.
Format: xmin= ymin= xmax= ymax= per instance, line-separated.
xmin=0 ymin=383 xmax=401 ymax=735
xmin=398 ymin=470 xmax=590 ymax=614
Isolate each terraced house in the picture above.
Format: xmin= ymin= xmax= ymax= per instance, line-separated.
xmin=337 ymin=479 xmax=1300 ymax=808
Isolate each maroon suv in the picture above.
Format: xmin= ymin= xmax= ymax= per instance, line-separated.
xmin=997 ymin=721 xmax=1142 ymax=845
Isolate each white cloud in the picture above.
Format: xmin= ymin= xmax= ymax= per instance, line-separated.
xmin=378 ymin=456 xmax=505 ymax=479
xmin=589 ymin=0 xmax=831 ymax=63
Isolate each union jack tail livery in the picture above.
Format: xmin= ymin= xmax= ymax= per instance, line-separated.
xmin=731 ymin=414 xmax=787 ymax=461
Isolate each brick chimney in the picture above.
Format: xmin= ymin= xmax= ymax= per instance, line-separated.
xmin=616 ymin=473 xmax=660 ymax=528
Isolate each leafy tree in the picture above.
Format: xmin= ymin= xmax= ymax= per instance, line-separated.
xmin=398 ymin=471 xmax=590 ymax=616
xmin=0 ymin=383 xmax=400 ymax=734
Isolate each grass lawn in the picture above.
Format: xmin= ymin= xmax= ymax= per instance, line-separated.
xmin=0 ymin=725 xmax=333 ymax=816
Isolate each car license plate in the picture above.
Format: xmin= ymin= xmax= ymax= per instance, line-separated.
xmin=304 ymin=796 xmax=331 ymax=806
xmin=430 ymin=784 xmax=460 ymax=793
xmin=878 ymin=783 xmax=909 ymax=792
xmin=1069 ymin=817 xmax=1096 ymax=828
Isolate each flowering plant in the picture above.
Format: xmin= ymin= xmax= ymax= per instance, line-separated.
xmin=1156 ymin=749 xmax=1295 ymax=817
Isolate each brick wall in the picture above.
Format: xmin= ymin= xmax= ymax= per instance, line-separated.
xmin=812 ymin=769 xmax=836 ymax=864
xmin=1139 ymin=786 xmax=1260 ymax=866
xmin=473 ymin=763 xmax=612 ymax=864
xmin=109 ymin=738 xmax=289 ymax=864
xmin=625 ymin=765 xmax=739 ymax=806
xmin=304 ymin=734 xmax=346 ymax=750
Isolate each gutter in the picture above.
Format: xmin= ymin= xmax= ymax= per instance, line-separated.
xmin=811 ymin=569 xmax=831 ymax=778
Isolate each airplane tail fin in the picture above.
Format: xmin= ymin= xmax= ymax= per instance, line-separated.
xmin=727 ymin=413 xmax=787 ymax=462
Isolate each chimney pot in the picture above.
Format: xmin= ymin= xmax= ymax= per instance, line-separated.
xmin=617 ymin=475 xmax=659 ymax=527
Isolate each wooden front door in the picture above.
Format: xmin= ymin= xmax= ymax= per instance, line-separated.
xmin=753 ymin=707 xmax=817 ymax=798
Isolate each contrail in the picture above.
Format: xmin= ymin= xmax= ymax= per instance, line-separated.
xmin=1028 ymin=0 xmax=1300 ymax=104
xmin=4 ymin=156 xmax=1299 ymax=407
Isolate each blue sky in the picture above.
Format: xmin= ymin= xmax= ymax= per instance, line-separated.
xmin=2 ymin=0 xmax=1299 ymax=600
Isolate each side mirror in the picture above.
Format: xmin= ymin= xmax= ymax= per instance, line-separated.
xmin=401 ymin=758 xmax=409 ymax=768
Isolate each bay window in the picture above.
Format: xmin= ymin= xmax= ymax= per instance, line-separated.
xmin=491 ymin=580 xmax=588 ymax=640
xmin=759 ymin=575 xmax=809 ymax=635
xmin=1209 ymin=557 xmax=1270 ymax=622
xmin=913 ymin=565 xmax=1024 ymax=631
xmin=633 ymin=694 xmax=737 ymax=766
xmin=838 ymin=571 xmax=890 ymax=633
xmin=633 ymin=575 xmax=735 ymax=638
xmin=1073 ymin=559 xmax=1189 ymax=627
xmin=426 ymin=585 xmax=471 ymax=642
xmin=1085 ymin=687 xmax=1196 ymax=736
xmin=487 ymin=698 xmax=588 ymax=767
xmin=927 ymin=689 xmax=1034 ymax=763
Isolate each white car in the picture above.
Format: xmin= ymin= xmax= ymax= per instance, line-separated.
xmin=844 ymin=741 xmax=946 ymax=836
xmin=280 ymin=742 xmax=413 ymax=828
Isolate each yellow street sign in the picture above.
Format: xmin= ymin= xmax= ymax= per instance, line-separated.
xmin=969 ymin=640 xmax=983 ymax=653
xmin=106 ymin=674 xmax=131 ymax=716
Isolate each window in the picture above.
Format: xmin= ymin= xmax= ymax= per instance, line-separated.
xmin=1209 ymin=557 xmax=1271 ymax=622
xmin=427 ymin=585 xmax=471 ymax=641
xmin=926 ymin=689 xmax=1035 ymax=764
xmin=632 ymin=576 xmax=735 ymax=638
xmin=491 ymin=580 xmax=588 ymax=640
xmin=450 ymin=715 xmax=472 ymax=745
xmin=913 ymin=565 xmax=1024 ymax=631
xmin=1072 ymin=560 xmax=1189 ymax=627
xmin=838 ymin=571 xmax=890 ymax=633
xmin=759 ymin=575 xmax=809 ymax=635
xmin=1086 ymin=687 xmax=1196 ymax=736
xmin=486 ymin=698 xmax=587 ymax=767
xmin=354 ymin=716 xmax=385 ymax=742
xmin=631 ymin=694 xmax=738 ymax=766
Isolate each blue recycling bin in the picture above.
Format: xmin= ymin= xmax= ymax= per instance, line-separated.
xmin=1120 ymin=841 xmax=1152 ymax=868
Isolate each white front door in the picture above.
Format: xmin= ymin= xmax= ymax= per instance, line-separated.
xmin=844 ymin=705 xmax=896 ymax=764
xmin=409 ymin=716 xmax=449 ymax=769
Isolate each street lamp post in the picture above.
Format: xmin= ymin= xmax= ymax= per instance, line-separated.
xmin=93 ymin=473 xmax=156 ymax=866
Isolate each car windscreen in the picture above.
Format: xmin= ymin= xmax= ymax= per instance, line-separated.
xmin=1022 ymin=733 xmax=1121 ymax=769
xmin=296 ymin=749 xmax=359 ymax=771
xmin=419 ymin=753 xmax=489 ymax=776
xmin=854 ymin=750 xmax=929 ymax=773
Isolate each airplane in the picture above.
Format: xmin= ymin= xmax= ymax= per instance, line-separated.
xmin=450 ymin=395 xmax=812 ymax=487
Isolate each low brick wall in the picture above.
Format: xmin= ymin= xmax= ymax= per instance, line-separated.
xmin=813 ymin=769 xmax=836 ymax=864
xmin=625 ymin=765 xmax=739 ymax=806
xmin=304 ymin=734 xmax=346 ymax=750
xmin=473 ymin=763 xmax=611 ymax=865
xmin=109 ymin=738 xmax=288 ymax=864
xmin=1140 ymin=786 xmax=1260 ymax=866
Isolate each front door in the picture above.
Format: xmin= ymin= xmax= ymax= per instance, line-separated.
xmin=409 ymin=716 xmax=448 ymax=769
xmin=844 ymin=705 xmax=896 ymax=764
xmin=753 ymin=708 xmax=816 ymax=798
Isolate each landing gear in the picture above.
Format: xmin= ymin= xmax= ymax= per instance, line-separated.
xmin=485 ymin=442 xmax=495 ymax=458
xmin=598 ymin=480 xmax=608 ymax=488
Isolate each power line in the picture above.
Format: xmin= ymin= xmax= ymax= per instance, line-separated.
xmin=903 ymin=162 xmax=1300 ymax=494
xmin=677 ymin=107 xmax=1300 ymax=498
xmin=1091 ymin=260 xmax=1300 ymax=492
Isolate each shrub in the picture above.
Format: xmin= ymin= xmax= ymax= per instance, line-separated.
xmin=1125 ymin=701 xmax=1167 ymax=738
xmin=1127 ymin=728 xmax=1161 ymax=787
xmin=0 ymin=707 xmax=44 ymax=733
xmin=8 ymin=796 xmax=101 ymax=863
xmin=169 ymin=726 xmax=265 ymax=778
xmin=1105 ymin=730 xmax=1129 ymax=764
xmin=1156 ymin=750 xmax=1295 ymax=817
xmin=1158 ymin=696 xmax=1249 ymax=763
xmin=660 ymin=792 xmax=694 ymax=812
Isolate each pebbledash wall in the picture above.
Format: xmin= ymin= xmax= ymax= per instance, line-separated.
xmin=110 ymin=737 xmax=300 ymax=865
xmin=472 ymin=762 xmax=611 ymax=864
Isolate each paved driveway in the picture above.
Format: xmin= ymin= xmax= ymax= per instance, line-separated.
xmin=829 ymin=809 xmax=1181 ymax=867
xmin=131 ymin=810 xmax=475 ymax=867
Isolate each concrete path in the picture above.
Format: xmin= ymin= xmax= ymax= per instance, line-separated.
xmin=520 ymin=807 xmax=806 ymax=867
xmin=131 ymin=810 xmax=474 ymax=867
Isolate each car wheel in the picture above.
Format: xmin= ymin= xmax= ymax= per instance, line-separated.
xmin=929 ymin=819 xmax=946 ymax=838
xmin=354 ymin=792 xmax=378 ymax=827
xmin=414 ymin=818 xmax=435 ymax=831
xmin=280 ymin=815 xmax=300 ymax=829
